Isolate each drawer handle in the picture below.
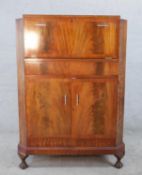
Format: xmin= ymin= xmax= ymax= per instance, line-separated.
xmin=64 ymin=94 xmax=67 ymax=105
xmin=96 ymin=23 xmax=109 ymax=27
xmin=76 ymin=94 xmax=79 ymax=106
xmin=35 ymin=23 xmax=47 ymax=27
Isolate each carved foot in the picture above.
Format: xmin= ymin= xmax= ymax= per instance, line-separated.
xmin=114 ymin=159 xmax=123 ymax=168
xmin=18 ymin=153 xmax=29 ymax=169
xmin=114 ymin=151 xmax=125 ymax=169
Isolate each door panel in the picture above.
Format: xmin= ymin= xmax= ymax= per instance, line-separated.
xmin=25 ymin=76 xmax=117 ymax=147
xmin=26 ymin=77 xmax=72 ymax=147
xmin=24 ymin=17 xmax=118 ymax=58
xmin=71 ymin=78 xmax=117 ymax=142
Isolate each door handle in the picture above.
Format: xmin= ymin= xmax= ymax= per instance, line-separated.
xmin=96 ymin=23 xmax=109 ymax=27
xmin=35 ymin=23 xmax=47 ymax=27
xmin=76 ymin=94 xmax=79 ymax=106
xmin=64 ymin=94 xmax=67 ymax=105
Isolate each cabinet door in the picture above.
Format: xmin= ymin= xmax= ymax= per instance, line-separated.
xmin=26 ymin=77 xmax=72 ymax=147
xmin=24 ymin=16 xmax=118 ymax=58
xmin=71 ymin=78 xmax=117 ymax=147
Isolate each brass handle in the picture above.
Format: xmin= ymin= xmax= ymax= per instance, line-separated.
xmin=96 ymin=23 xmax=109 ymax=27
xmin=76 ymin=94 xmax=79 ymax=106
xmin=35 ymin=23 xmax=47 ymax=27
xmin=64 ymin=94 xmax=67 ymax=105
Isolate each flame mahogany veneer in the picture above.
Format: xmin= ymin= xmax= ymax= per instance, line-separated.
xmin=16 ymin=15 xmax=127 ymax=169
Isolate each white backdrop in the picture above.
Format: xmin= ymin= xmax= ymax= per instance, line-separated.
xmin=0 ymin=0 xmax=142 ymax=132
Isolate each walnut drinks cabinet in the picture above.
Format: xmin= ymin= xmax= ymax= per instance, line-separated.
xmin=16 ymin=15 xmax=127 ymax=169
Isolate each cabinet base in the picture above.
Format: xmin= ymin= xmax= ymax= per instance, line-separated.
xmin=18 ymin=143 xmax=125 ymax=169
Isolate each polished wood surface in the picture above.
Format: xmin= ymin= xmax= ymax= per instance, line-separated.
xmin=16 ymin=15 xmax=127 ymax=168
xmin=25 ymin=76 xmax=117 ymax=147
xmin=25 ymin=59 xmax=118 ymax=76
xmin=71 ymin=78 xmax=117 ymax=140
xmin=26 ymin=77 xmax=71 ymax=146
xmin=24 ymin=15 xmax=119 ymax=58
xmin=18 ymin=143 xmax=124 ymax=155
xmin=16 ymin=19 xmax=27 ymax=146
xmin=116 ymin=20 xmax=127 ymax=145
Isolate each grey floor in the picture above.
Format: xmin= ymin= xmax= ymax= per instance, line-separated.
xmin=0 ymin=127 xmax=141 ymax=175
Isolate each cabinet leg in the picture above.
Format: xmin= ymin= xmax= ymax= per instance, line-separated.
xmin=114 ymin=151 xmax=125 ymax=169
xmin=18 ymin=153 xmax=29 ymax=169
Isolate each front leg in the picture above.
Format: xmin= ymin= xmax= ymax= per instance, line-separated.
xmin=114 ymin=151 xmax=125 ymax=168
xmin=18 ymin=153 xmax=29 ymax=169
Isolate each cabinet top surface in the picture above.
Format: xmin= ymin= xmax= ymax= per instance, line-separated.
xmin=21 ymin=14 xmax=121 ymax=20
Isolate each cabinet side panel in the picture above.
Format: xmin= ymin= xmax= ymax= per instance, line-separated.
xmin=16 ymin=19 xmax=27 ymax=146
xmin=116 ymin=20 xmax=127 ymax=145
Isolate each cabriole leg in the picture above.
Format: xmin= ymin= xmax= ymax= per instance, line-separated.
xmin=114 ymin=151 xmax=125 ymax=169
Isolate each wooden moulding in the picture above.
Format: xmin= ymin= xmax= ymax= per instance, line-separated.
xmin=18 ymin=143 xmax=125 ymax=156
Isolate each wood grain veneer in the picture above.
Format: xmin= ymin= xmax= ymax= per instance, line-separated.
xmin=16 ymin=15 xmax=127 ymax=169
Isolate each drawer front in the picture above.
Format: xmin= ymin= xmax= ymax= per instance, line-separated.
xmin=25 ymin=59 xmax=118 ymax=77
xmin=24 ymin=16 xmax=119 ymax=58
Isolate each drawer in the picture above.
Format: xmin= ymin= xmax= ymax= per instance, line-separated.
xmin=25 ymin=59 xmax=118 ymax=77
xmin=24 ymin=15 xmax=119 ymax=58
